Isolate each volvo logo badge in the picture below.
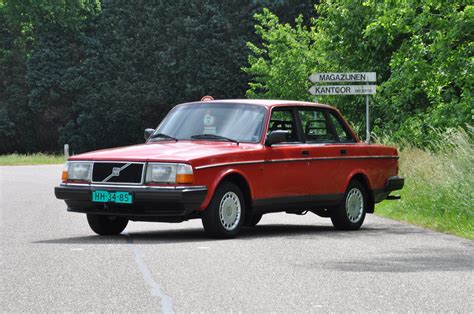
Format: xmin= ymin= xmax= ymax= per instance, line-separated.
xmin=101 ymin=163 xmax=132 ymax=182
xmin=112 ymin=167 xmax=121 ymax=177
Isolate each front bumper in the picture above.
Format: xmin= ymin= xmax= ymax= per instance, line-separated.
xmin=55 ymin=183 xmax=207 ymax=220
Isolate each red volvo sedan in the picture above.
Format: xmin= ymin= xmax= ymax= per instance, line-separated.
xmin=55 ymin=99 xmax=404 ymax=238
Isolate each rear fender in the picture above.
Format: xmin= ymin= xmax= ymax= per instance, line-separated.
xmin=344 ymin=169 xmax=372 ymax=192
xmin=345 ymin=169 xmax=375 ymax=213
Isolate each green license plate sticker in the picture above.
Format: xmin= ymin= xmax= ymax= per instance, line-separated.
xmin=92 ymin=190 xmax=133 ymax=204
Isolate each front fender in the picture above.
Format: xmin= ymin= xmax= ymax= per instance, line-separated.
xmin=198 ymin=168 xmax=254 ymax=210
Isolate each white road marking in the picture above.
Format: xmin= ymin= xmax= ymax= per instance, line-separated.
xmin=197 ymin=246 xmax=210 ymax=249
xmin=70 ymin=248 xmax=83 ymax=251
xmin=125 ymin=234 xmax=174 ymax=314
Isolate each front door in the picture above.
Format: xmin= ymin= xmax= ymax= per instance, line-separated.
xmin=262 ymin=107 xmax=310 ymax=200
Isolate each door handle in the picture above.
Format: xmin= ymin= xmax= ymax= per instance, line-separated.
xmin=302 ymin=150 xmax=310 ymax=156
xmin=340 ymin=149 xmax=347 ymax=155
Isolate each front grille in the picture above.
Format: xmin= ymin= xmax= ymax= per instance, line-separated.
xmin=92 ymin=162 xmax=144 ymax=184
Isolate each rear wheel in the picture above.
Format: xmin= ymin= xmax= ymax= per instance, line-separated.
xmin=87 ymin=214 xmax=128 ymax=235
xmin=202 ymin=182 xmax=245 ymax=238
xmin=331 ymin=180 xmax=367 ymax=230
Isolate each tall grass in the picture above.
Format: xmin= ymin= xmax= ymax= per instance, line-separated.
xmin=376 ymin=128 xmax=474 ymax=239
xmin=0 ymin=153 xmax=65 ymax=166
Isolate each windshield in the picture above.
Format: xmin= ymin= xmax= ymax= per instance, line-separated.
xmin=151 ymin=103 xmax=267 ymax=143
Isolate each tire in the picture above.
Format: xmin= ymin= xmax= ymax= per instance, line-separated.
xmin=87 ymin=214 xmax=128 ymax=235
xmin=330 ymin=180 xmax=367 ymax=230
xmin=202 ymin=182 xmax=245 ymax=238
xmin=244 ymin=213 xmax=263 ymax=227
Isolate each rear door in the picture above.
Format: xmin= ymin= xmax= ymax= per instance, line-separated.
xmin=297 ymin=107 xmax=357 ymax=196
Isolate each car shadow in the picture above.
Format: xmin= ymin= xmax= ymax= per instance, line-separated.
xmin=32 ymin=223 xmax=473 ymax=274
xmin=321 ymin=246 xmax=474 ymax=273
xmin=33 ymin=222 xmax=429 ymax=245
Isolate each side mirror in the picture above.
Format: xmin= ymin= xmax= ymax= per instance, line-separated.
xmin=144 ymin=128 xmax=155 ymax=141
xmin=265 ymin=130 xmax=289 ymax=146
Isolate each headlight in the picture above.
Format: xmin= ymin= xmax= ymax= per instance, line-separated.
xmin=66 ymin=161 xmax=92 ymax=182
xmin=145 ymin=163 xmax=193 ymax=184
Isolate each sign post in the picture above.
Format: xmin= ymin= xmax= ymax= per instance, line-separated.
xmin=309 ymin=72 xmax=376 ymax=143
xmin=366 ymin=95 xmax=370 ymax=144
xmin=64 ymin=144 xmax=69 ymax=159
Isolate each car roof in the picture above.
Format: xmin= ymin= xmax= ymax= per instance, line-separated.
xmin=181 ymin=99 xmax=336 ymax=110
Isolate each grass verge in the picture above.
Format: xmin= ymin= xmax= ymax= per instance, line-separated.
xmin=0 ymin=153 xmax=65 ymax=166
xmin=376 ymin=128 xmax=474 ymax=240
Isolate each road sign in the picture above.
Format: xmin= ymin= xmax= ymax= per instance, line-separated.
xmin=309 ymin=85 xmax=376 ymax=95
xmin=308 ymin=71 xmax=377 ymax=144
xmin=309 ymin=72 xmax=376 ymax=83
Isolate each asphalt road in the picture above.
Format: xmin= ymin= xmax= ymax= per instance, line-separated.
xmin=1 ymin=165 xmax=473 ymax=312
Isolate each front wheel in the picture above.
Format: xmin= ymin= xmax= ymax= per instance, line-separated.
xmin=202 ymin=182 xmax=245 ymax=238
xmin=87 ymin=214 xmax=128 ymax=235
xmin=330 ymin=180 xmax=367 ymax=230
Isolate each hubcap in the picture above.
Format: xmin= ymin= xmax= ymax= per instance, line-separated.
xmin=219 ymin=192 xmax=241 ymax=231
xmin=346 ymin=188 xmax=364 ymax=223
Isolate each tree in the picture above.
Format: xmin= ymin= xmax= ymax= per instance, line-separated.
xmin=0 ymin=2 xmax=35 ymax=152
xmin=59 ymin=0 xmax=317 ymax=153
xmin=244 ymin=1 xmax=473 ymax=145
xmin=0 ymin=0 xmax=317 ymax=153
xmin=0 ymin=0 xmax=99 ymax=153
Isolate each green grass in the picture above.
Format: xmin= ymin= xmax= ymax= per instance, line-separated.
xmin=0 ymin=153 xmax=65 ymax=166
xmin=375 ymin=128 xmax=474 ymax=240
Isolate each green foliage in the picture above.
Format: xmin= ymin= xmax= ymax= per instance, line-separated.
xmin=244 ymin=9 xmax=318 ymax=101
xmin=59 ymin=1 xmax=258 ymax=152
xmin=0 ymin=0 xmax=315 ymax=153
xmin=377 ymin=128 xmax=474 ymax=240
xmin=244 ymin=1 xmax=473 ymax=145
xmin=27 ymin=28 xmax=90 ymax=152
xmin=0 ymin=3 xmax=35 ymax=152
xmin=367 ymin=0 xmax=473 ymax=146
xmin=3 ymin=0 xmax=100 ymax=34
xmin=0 ymin=0 xmax=100 ymax=153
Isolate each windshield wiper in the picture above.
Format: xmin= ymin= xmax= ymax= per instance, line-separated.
xmin=149 ymin=133 xmax=178 ymax=142
xmin=190 ymin=134 xmax=239 ymax=144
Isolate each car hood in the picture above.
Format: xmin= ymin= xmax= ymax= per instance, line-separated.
xmin=69 ymin=141 xmax=261 ymax=163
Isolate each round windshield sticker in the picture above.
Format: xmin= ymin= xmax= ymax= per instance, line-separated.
xmin=204 ymin=114 xmax=214 ymax=126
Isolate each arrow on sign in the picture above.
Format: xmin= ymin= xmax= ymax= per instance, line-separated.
xmin=309 ymin=85 xmax=376 ymax=95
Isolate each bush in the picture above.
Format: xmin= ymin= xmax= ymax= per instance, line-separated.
xmin=376 ymin=128 xmax=474 ymax=239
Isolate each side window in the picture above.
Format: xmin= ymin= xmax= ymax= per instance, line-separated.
xmin=328 ymin=112 xmax=355 ymax=142
xmin=268 ymin=109 xmax=298 ymax=142
xmin=298 ymin=108 xmax=336 ymax=143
